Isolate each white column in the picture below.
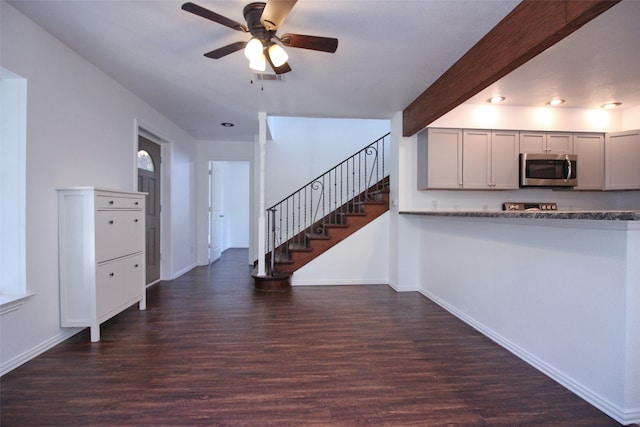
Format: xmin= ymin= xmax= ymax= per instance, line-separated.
xmin=257 ymin=112 xmax=267 ymax=276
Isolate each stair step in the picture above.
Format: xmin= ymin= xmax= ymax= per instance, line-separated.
xmin=288 ymin=243 xmax=312 ymax=252
xmin=274 ymin=253 xmax=293 ymax=264
xmin=306 ymin=233 xmax=330 ymax=240
xmin=337 ymin=212 xmax=366 ymax=217
xmin=323 ymin=222 xmax=348 ymax=228
xmin=352 ymin=199 xmax=385 ymax=206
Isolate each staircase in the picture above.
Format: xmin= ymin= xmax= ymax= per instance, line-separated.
xmin=254 ymin=133 xmax=390 ymax=291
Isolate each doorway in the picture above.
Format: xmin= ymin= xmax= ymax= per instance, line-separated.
xmin=137 ymin=135 xmax=161 ymax=284
xmin=208 ymin=161 xmax=250 ymax=264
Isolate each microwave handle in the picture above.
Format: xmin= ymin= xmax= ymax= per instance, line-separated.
xmin=564 ymin=154 xmax=571 ymax=182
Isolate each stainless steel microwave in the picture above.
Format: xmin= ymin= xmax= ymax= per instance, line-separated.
xmin=520 ymin=153 xmax=577 ymax=187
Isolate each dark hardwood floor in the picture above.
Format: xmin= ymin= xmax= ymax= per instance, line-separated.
xmin=1 ymin=249 xmax=625 ymax=426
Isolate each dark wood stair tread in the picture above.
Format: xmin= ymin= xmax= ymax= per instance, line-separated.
xmin=322 ymin=222 xmax=348 ymax=228
xmin=288 ymin=243 xmax=312 ymax=252
xmin=306 ymin=233 xmax=330 ymax=240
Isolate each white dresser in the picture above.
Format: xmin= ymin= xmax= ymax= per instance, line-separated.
xmin=58 ymin=188 xmax=146 ymax=342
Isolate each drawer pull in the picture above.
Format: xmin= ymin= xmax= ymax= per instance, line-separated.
xmin=108 ymin=220 xmax=114 ymax=225
xmin=109 ymin=272 xmax=115 ymax=277
xmin=134 ymin=264 xmax=139 ymax=268
xmin=134 ymin=219 xmax=138 ymax=223
xmin=135 ymin=201 xmax=139 ymax=205
xmin=108 ymin=200 xmax=114 ymax=205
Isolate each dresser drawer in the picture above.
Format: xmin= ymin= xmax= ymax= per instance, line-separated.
xmin=96 ymin=253 xmax=144 ymax=320
xmin=95 ymin=193 xmax=144 ymax=210
xmin=95 ymin=210 xmax=144 ymax=262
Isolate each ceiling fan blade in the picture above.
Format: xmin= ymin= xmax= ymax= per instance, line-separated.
xmin=204 ymin=41 xmax=247 ymax=59
xmin=182 ymin=2 xmax=247 ymax=32
xmin=279 ymin=33 xmax=338 ymax=53
xmin=261 ymin=0 xmax=297 ymax=31
xmin=265 ymin=50 xmax=292 ymax=74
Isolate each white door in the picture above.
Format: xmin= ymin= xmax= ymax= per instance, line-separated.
xmin=209 ymin=162 xmax=223 ymax=263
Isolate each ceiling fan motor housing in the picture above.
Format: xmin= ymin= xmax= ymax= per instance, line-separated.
xmin=243 ymin=2 xmax=273 ymax=42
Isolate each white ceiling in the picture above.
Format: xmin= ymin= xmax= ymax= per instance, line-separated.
xmin=8 ymin=0 xmax=640 ymax=141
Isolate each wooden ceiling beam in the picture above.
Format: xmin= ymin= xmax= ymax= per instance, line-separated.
xmin=402 ymin=0 xmax=621 ymax=137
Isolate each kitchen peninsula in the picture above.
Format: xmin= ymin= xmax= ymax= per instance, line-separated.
xmin=400 ymin=209 xmax=640 ymax=424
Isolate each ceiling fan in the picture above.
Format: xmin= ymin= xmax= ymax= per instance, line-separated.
xmin=181 ymin=1 xmax=339 ymax=74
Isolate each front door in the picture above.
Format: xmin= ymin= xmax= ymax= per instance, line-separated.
xmin=137 ymin=135 xmax=161 ymax=284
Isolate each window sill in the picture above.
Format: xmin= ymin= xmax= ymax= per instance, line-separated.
xmin=0 ymin=292 xmax=35 ymax=315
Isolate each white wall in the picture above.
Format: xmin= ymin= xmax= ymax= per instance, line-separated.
xmin=623 ymin=105 xmax=640 ymax=130
xmin=265 ymin=116 xmax=390 ymax=207
xmin=415 ymin=217 xmax=639 ymax=424
xmin=0 ymin=2 xmax=197 ymax=375
xmin=292 ymin=213 xmax=389 ymax=286
xmin=432 ymin=103 xmax=624 ymax=133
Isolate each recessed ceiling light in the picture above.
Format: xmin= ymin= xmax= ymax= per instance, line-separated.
xmin=546 ymin=99 xmax=565 ymax=106
xmin=601 ymin=102 xmax=622 ymax=109
xmin=488 ymin=96 xmax=505 ymax=104
xmin=221 ymin=122 xmax=234 ymax=127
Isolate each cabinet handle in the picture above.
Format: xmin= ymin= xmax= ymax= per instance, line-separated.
xmin=108 ymin=220 xmax=114 ymax=225
xmin=108 ymin=200 xmax=114 ymax=205
xmin=134 ymin=201 xmax=139 ymax=205
xmin=109 ymin=272 xmax=115 ymax=277
xmin=134 ymin=219 xmax=138 ymax=223
xmin=134 ymin=264 xmax=139 ymax=268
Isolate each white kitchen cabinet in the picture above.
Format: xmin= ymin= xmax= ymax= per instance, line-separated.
xmin=58 ymin=188 xmax=146 ymax=342
xmin=463 ymin=130 xmax=519 ymax=190
xmin=605 ymin=129 xmax=640 ymax=190
xmin=417 ymin=128 xmax=462 ymax=189
xmin=573 ymin=133 xmax=604 ymax=190
xmin=520 ymin=131 xmax=573 ymax=154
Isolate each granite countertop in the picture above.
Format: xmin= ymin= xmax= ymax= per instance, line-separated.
xmin=399 ymin=210 xmax=640 ymax=221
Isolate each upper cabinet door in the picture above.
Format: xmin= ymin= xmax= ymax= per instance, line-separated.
xmin=490 ymin=131 xmax=520 ymax=189
xmin=605 ymin=130 xmax=640 ymax=190
xmin=417 ymin=128 xmax=463 ymax=189
xmin=573 ymin=133 xmax=604 ymax=191
xmin=462 ymin=130 xmax=491 ymax=189
xmin=546 ymin=132 xmax=574 ymax=154
xmin=520 ymin=132 xmax=546 ymax=153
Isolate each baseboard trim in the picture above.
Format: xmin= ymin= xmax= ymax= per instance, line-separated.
xmin=291 ymin=278 xmax=387 ymax=286
xmin=418 ymin=287 xmax=635 ymax=425
xmin=171 ymin=263 xmax=197 ymax=280
xmin=1 ymin=328 xmax=82 ymax=377
xmin=387 ymin=280 xmax=418 ymax=292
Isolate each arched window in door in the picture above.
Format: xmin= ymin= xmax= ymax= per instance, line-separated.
xmin=137 ymin=149 xmax=155 ymax=172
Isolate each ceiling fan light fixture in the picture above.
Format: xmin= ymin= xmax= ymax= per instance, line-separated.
xmin=244 ymin=38 xmax=263 ymax=61
xmin=249 ymin=54 xmax=266 ymax=72
xmin=268 ymin=43 xmax=288 ymax=67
